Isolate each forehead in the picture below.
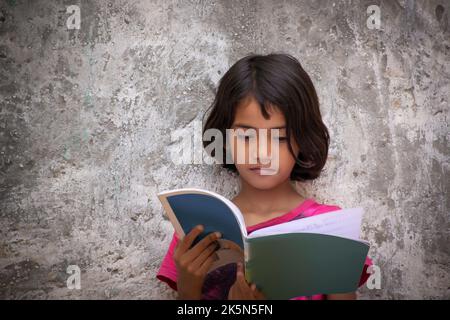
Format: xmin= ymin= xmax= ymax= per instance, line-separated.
xmin=232 ymin=96 xmax=286 ymax=129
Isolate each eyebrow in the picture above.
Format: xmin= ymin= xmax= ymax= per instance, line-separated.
xmin=232 ymin=123 xmax=286 ymax=129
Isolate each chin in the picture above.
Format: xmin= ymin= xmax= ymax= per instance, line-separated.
xmin=249 ymin=182 xmax=279 ymax=190
xmin=240 ymin=171 xmax=285 ymax=190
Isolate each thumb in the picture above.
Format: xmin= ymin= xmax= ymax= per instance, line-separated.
xmin=251 ymin=284 xmax=266 ymax=300
xmin=236 ymin=262 xmax=246 ymax=278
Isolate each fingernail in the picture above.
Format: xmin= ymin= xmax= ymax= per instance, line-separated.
xmin=197 ymin=225 xmax=204 ymax=231
xmin=215 ymin=231 xmax=222 ymax=238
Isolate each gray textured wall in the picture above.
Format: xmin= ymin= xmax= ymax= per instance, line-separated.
xmin=0 ymin=0 xmax=449 ymax=299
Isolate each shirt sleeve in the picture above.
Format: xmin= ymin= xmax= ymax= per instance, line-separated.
xmin=155 ymin=231 xmax=179 ymax=291
xmin=358 ymin=256 xmax=373 ymax=287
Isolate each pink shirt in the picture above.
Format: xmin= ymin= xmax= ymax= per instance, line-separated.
xmin=156 ymin=198 xmax=373 ymax=300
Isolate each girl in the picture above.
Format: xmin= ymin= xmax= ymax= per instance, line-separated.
xmin=156 ymin=53 xmax=372 ymax=300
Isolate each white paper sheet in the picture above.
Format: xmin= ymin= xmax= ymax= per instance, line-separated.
xmin=247 ymin=207 xmax=364 ymax=241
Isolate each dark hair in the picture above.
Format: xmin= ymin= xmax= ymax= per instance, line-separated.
xmin=202 ymin=53 xmax=330 ymax=181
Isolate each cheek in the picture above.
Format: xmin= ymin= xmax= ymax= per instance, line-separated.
xmin=230 ymin=138 xmax=248 ymax=165
xmin=278 ymin=143 xmax=297 ymax=168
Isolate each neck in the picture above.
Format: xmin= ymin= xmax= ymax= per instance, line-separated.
xmin=235 ymin=178 xmax=303 ymax=214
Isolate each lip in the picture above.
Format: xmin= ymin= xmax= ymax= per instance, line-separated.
xmin=249 ymin=167 xmax=277 ymax=175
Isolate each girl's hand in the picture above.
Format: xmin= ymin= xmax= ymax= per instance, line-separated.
xmin=228 ymin=262 xmax=266 ymax=300
xmin=174 ymin=225 xmax=221 ymax=299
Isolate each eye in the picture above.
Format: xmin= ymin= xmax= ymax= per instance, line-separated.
xmin=236 ymin=132 xmax=255 ymax=140
xmin=273 ymin=136 xmax=287 ymax=142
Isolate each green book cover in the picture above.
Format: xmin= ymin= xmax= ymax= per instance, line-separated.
xmin=244 ymin=233 xmax=370 ymax=299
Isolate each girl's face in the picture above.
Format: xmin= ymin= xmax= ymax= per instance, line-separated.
xmin=229 ymin=95 xmax=300 ymax=190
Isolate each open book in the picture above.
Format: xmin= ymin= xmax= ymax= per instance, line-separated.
xmin=157 ymin=187 xmax=370 ymax=299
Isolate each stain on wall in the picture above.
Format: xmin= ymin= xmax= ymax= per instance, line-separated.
xmin=0 ymin=0 xmax=448 ymax=299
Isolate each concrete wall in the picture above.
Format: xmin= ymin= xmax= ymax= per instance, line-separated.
xmin=0 ymin=0 xmax=448 ymax=299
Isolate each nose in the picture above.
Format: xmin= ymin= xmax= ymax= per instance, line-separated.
xmin=249 ymin=132 xmax=272 ymax=165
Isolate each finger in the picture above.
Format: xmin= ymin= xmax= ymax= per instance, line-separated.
xmin=221 ymin=239 xmax=243 ymax=253
xmin=236 ymin=262 xmax=253 ymax=297
xmin=198 ymin=251 xmax=219 ymax=275
xmin=250 ymin=283 xmax=264 ymax=299
xmin=185 ymin=231 xmax=222 ymax=261
xmin=229 ymin=281 xmax=246 ymax=300
xmin=239 ymin=264 xmax=258 ymax=299
xmin=228 ymin=283 xmax=238 ymax=300
xmin=177 ymin=225 xmax=204 ymax=254
xmin=236 ymin=262 xmax=247 ymax=287
xmin=191 ymin=241 xmax=220 ymax=269
xmin=252 ymin=286 xmax=266 ymax=300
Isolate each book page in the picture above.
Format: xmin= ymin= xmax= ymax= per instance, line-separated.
xmin=207 ymin=239 xmax=245 ymax=273
xmin=247 ymin=207 xmax=364 ymax=241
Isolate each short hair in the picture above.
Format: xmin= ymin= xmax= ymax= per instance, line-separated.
xmin=202 ymin=53 xmax=330 ymax=181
